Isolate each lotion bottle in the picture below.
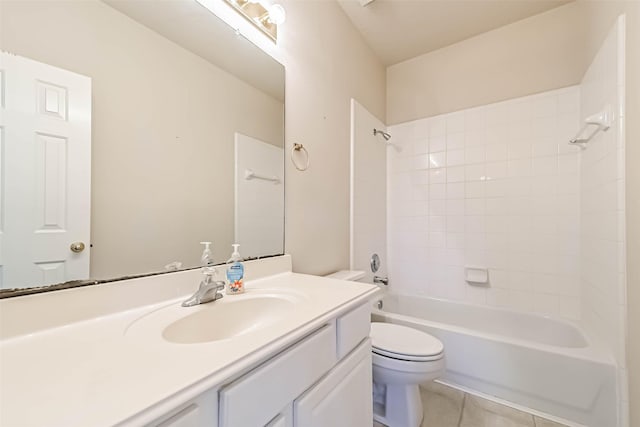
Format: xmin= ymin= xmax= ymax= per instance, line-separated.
xmin=225 ymin=244 xmax=245 ymax=294
xmin=200 ymin=241 xmax=214 ymax=266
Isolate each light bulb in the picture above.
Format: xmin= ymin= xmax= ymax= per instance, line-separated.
xmin=267 ymin=3 xmax=286 ymax=25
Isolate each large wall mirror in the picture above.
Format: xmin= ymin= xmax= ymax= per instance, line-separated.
xmin=0 ymin=0 xmax=285 ymax=295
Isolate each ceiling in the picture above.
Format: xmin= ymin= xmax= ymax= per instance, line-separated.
xmin=337 ymin=0 xmax=572 ymax=65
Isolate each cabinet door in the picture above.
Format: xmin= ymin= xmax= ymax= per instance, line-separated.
xmin=265 ymin=404 xmax=293 ymax=427
xmin=294 ymin=339 xmax=372 ymax=427
xmin=149 ymin=388 xmax=217 ymax=427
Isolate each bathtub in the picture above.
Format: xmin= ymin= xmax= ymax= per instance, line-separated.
xmin=372 ymin=294 xmax=617 ymax=427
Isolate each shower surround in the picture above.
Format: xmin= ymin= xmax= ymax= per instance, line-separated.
xmin=387 ymin=85 xmax=582 ymax=320
xmin=384 ymin=15 xmax=627 ymax=425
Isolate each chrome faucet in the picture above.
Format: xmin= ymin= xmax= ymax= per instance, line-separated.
xmin=182 ymin=267 xmax=226 ymax=307
xmin=373 ymin=275 xmax=389 ymax=286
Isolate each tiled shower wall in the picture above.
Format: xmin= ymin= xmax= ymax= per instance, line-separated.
xmin=387 ymin=87 xmax=582 ymax=319
xmin=579 ymin=15 xmax=627 ymax=423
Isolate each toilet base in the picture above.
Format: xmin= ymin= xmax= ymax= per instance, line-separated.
xmin=373 ymin=383 xmax=423 ymax=427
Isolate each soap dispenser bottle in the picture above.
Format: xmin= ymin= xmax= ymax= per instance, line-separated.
xmin=200 ymin=241 xmax=214 ymax=266
xmin=225 ymin=244 xmax=245 ymax=295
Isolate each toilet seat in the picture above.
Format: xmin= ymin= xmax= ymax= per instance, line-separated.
xmin=370 ymin=322 xmax=444 ymax=362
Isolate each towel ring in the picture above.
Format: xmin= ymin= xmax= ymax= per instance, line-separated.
xmin=291 ymin=143 xmax=309 ymax=171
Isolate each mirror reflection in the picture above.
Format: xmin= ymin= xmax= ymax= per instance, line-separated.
xmin=0 ymin=0 xmax=285 ymax=292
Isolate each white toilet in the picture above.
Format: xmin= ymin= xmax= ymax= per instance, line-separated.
xmin=370 ymin=322 xmax=445 ymax=427
xmin=325 ymin=270 xmax=446 ymax=427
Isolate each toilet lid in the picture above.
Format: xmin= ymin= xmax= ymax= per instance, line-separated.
xmin=370 ymin=322 xmax=444 ymax=361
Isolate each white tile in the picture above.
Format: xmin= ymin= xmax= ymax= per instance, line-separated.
xmin=485 ymin=126 xmax=509 ymax=145
xmin=447 ymin=183 xmax=465 ymax=199
xmin=446 ymin=112 xmax=465 ymax=134
xmin=464 ymin=130 xmax=486 ymax=147
xmin=430 ymin=136 xmax=446 ymax=153
xmin=508 ymin=139 xmax=532 ymax=160
xmin=558 ymin=296 xmax=581 ymax=319
xmin=429 ymin=116 xmax=446 ymax=137
xmin=484 ymin=104 xmax=510 ymax=127
xmin=446 ymin=199 xmax=465 ymax=215
xmin=446 ymin=132 xmax=465 ymax=150
xmin=465 ymin=285 xmax=487 ymax=304
xmin=465 ymin=146 xmax=485 ymax=164
xmin=485 ymin=162 xmax=507 ymax=180
xmin=430 ymin=216 xmax=446 ymax=232
xmin=429 ymin=168 xmax=447 ymax=184
xmin=429 ymin=199 xmax=446 ymax=216
xmin=465 ymin=164 xmax=485 ymax=182
xmin=465 ymin=233 xmax=485 ymax=250
xmin=465 ymin=109 xmax=484 ymax=131
xmin=413 ymin=138 xmax=429 ymax=155
xmin=429 ymin=151 xmax=446 ymax=168
xmin=447 ymin=166 xmax=465 ymax=183
xmin=487 ymin=287 xmax=510 ymax=307
xmin=558 ymin=86 xmax=580 ymax=114
xmin=429 ymin=183 xmax=446 ymax=199
xmin=446 ymin=233 xmax=465 ymax=249
xmin=532 ymin=293 xmax=560 ymax=315
xmin=484 ymin=180 xmax=508 ymax=198
xmin=465 ymin=181 xmax=485 ymax=199
xmin=532 ymin=116 xmax=557 ymax=138
xmin=465 ymin=199 xmax=485 ymax=216
xmin=532 ymin=156 xmax=558 ymax=176
xmin=446 ymin=149 xmax=465 ymax=167
xmin=485 ymin=143 xmax=508 ymax=162
xmin=485 ymin=198 xmax=509 ymax=216
xmin=428 ymin=232 xmax=446 ymax=248
xmin=508 ymin=158 xmax=532 ymax=177
xmin=465 ymin=215 xmax=485 ymax=233
xmin=531 ymin=94 xmax=558 ymax=118
xmin=414 ymin=154 xmax=430 ymax=170
xmin=446 ymin=215 xmax=465 ymax=233
xmin=507 ymin=290 xmax=536 ymax=312
xmin=532 ymin=137 xmax=559 ymax=157
xmin=410 ymin=170 xmax=429 ymax=186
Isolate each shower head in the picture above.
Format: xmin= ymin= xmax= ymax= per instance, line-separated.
xmin=373 ymin=128 xmax=391 ymax=141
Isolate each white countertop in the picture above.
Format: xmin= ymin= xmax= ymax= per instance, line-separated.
xmin=0 ymin=269 xmax=378 ymax=427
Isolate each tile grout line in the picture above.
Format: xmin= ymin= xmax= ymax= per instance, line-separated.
xmin=456 ymin=392 xmax=467 ymax=427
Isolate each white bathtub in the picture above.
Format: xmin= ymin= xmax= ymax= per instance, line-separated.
xmin=372 ymin=294 xmax=617 ymax=427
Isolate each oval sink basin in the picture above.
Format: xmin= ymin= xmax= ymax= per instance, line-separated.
xmin=125 ymin=291 xmax=304 ymax=345
xmin=163 ymin=295 xmax=295 ymax=344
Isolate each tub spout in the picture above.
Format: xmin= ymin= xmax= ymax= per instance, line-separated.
xmin=374 ymin=276 xmax=389 ymax=286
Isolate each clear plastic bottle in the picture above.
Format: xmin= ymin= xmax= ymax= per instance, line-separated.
xmin=200 ymin=241 xmax=213 ymax=266
xmin=225 ymin=244 xmax=245 ymax=295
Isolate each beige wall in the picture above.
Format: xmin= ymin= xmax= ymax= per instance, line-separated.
xmin=387 ymin=1 xmax=597 ymax=125
xmin=275 ymin=0 xmax=387 ymax=275
xmin=0 ymin=0 xmax=284 ymax=279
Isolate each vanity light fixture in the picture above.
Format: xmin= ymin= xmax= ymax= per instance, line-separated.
xmin=224 ymin=0 xmax=286 ymax=41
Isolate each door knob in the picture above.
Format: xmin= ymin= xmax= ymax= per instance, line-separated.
xmin=70 ymin=242 xmax=86 ymax=253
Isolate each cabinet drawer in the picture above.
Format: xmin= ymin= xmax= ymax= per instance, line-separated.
xmin=219 ymin=323 xmax=337 ymax=427
xmin=336 ymin=303 xmax=371 ymax=359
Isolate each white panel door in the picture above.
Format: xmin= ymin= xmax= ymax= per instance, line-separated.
xmin=0 ymin=52 xmax=91 ymax=289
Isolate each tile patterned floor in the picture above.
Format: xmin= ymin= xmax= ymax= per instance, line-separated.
xmin=374 ymin=382 xmax=570 ymax=427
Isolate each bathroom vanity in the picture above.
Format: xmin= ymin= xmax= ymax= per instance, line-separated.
xmin=0 ymin=256 xmax=379 ymax=426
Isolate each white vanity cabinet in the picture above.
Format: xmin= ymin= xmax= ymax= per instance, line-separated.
xmin=149 ymin=388 xmax=218 ymax=427
xmin=218 ymin=302 xmax=372 ymax=427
